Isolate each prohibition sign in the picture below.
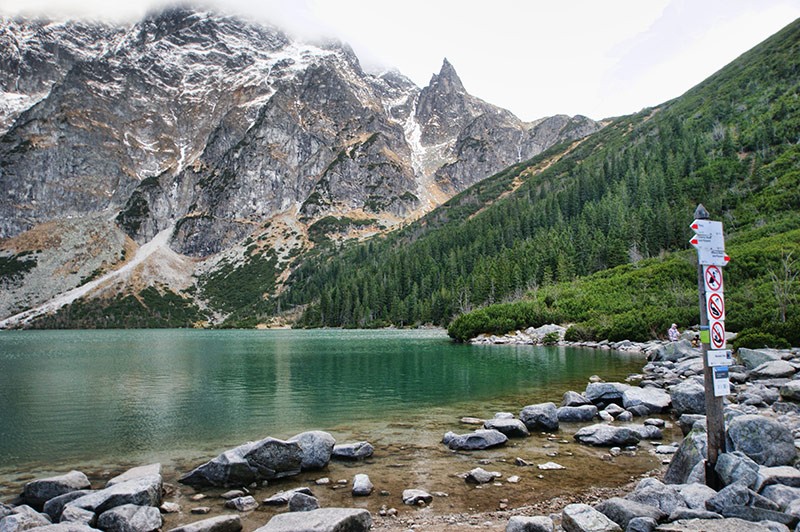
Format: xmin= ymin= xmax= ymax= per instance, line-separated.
xmin=704 ymin=265 xmax=723 ymax=292
xmin=707 ymin=293 xmax=725 ymax=321
xmin=710 ymin=321 xmax=726 ymax=349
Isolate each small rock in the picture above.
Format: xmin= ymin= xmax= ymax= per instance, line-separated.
xmin=220 ymin=490 xmax=245 ymax=500
xmin=287 ymin=492 xmax=319 ymax=512
xmin=262 ymin=487 xmax=313 ymax=506
xmin=224 ymin=496 xmax=258 ymax=512
xmin=561 ymin=503 xmax=621 ymax=532
xmin=190 ymin=507 xmax=211 ymax=515
xmin=507 ymin=476 xmax=521 ymax=484
xmin=352 ymin=474 xmax=374 ymax=496
xmin=315 ymin=478 xmax=330 ymax=485
xmin=402 ymin=489 xmax=432 ymax=506
xmin=159 ymin=502 xmax=180 ymax=514
xmin=332 ymin=441 xmax=374 ymax=460
xmin=466 ymin=468 xmax=501 ymax=484
xmin=537 ymin=462 xmax=565 ymax=470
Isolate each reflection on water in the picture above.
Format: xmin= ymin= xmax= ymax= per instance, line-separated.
xmin=0 ymin=329 xmax=643 ymax=473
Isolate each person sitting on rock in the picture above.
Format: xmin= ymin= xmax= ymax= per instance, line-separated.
xmin=668 ymin=323 xmax=680 ymax=342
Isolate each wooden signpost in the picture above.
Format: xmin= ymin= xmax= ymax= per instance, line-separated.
xmin=690 ymin=204 xmax=730 ymax=488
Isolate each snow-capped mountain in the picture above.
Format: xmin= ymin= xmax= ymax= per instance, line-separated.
xmin=0 ymin=7 xmax=600 ymax=324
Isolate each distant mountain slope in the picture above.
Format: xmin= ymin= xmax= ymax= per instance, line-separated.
xmin=0 ymin=7 xmax=599 ymax=325
xmin=277 ymin=17 xmax=800 ymax=336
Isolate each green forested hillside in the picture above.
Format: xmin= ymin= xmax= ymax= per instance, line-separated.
xmin=275 ymin=18 xmax=800 ymax=342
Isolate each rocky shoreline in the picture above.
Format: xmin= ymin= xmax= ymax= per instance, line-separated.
xmin=3 ymin=335 xmax=800 ymax=532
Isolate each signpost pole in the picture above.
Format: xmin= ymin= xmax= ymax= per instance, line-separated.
xmin=693 ymin=204 xmax=726 ymax=489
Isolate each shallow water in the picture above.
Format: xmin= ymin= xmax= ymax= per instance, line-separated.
xmin=0 ymin=328 xmax=673 ymax=522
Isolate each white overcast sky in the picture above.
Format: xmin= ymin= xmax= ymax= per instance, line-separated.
xmin=2 ymin=0 xmax=800 ymax=121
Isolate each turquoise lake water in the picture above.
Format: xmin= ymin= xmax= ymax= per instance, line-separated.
xmin=0 ymin=328 xmax=644 ymax=475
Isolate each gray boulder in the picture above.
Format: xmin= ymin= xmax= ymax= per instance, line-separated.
xmin=750 ymin=360 xmax=796 ymax=379
xmin=179 ymin=443 xmax=257 ymax=487
xmin=263 ymin=488 xmax=314 ymax=506
xmin=97 ymin=504 xmax=162 ymax=532
xmin=506 ymin=516 xmax=554 ymax=532
xmin=332 ymin=441 xmax=374 ymax=460
xmin=623 ymin=387 xmax=671 ymax=414
xmin=726 ymin=415 xmax=797 ymax=466
xmin=626 ymin=479 xmax=686 ymax=515
xmin=604 ymin=404 xmax=625 ymax=418
xmin=0 ymin=505 xmax=52 ymax=532
xmin=106 ymin=465 xmax=161 ymax=488
xmin=43 ymin=492 xmax=92 ymax=522
xmin=754 ymin=465 xmax=800 ymax=491
xmin=447 ymin=429 xmax=508 ymax=450
xmin=465 ymin=468 xmax=500 ymax=484
xmin=595 ymin=498 xmax=666 ymax=529
xmin=779 ymin=380 xmax=800 ymax=402
xmin=666 ymin=508 xmax=722 ymax=521
xmin=669 ymin=380 xmax=706 ymax=416
xmin=65 ymin=475 xmax=162 ymax=515
xmin=484 ymin=417 xmax=530 ymax=438
xmin=288 ymin=431 xmax=336 ymax=470
xmin=167 ymin=515 xmax=242 ymax=532
xmin=352 ymin=474 xmax=373 ymax=496
xmin=0 ymin=506 xmax=11 ymax=520
xmin=717 ymin=506 xmax=797 ymax=528
xmin=23 ymin=471 xmax=91 ymax=509
xmin=677 ymin=414 xmax=706 ymax=436
xmin=18 ymin=525 xmax=97 ymax=532
xmin=254 ymin=508 xmax=371 ymax=532
xmin=760 ymin=484 xmax=800 ymax=510
xmin=664 ymin=427 xmax=707 ymax=485
xmin=628 ymin=425 xmax=663 ymax=440
xmin=585 ymin=383 xmax=631 ymax=405
xmin=715 ymin=451 xmax=759 ymax=488
xmin=654 ymin=517 xmax=787 ymax=531
xmin=520 ymin=403 xmax=559 ymax=432
xmin=59 ymin=506 xmax=95 ymax=527
xmin=288 ymin=492 xmax=319 ymax=512
xmin=557 ymin=405 xmax=598 ymax=423
xmin=626 ymin=517 xmax=658 ymax=532
xmin=224 ymin=496 xmax=258 ymax=512
xmin=562 ymin=391 xmax=592 ymax=407
xmin=561 ymin=503 xmax=621 ymax=532
xmin=573 ymin=424 xmax=641 ymax=447
xmin=244 ymin=438 xmax=303 ymax=479
xmin=738 ymin=348 xmax=783 ymax=370
xmin=649 ymin=340 xmax=697 ymax=362
xmin=402 ymin=490 xmax=433 ymax=506
xmin=705 ymin=482 xmax=779 ymax=514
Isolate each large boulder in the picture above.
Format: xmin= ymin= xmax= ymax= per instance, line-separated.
xmin=562 ymin=391 xmax=592 ymax=407
xmin=331 ymin=441 xmax=374 ymax=460
xmin=447 ymin=429 xmax=508 ymax=450
xmin=557 ymin=405 xmax=598 ymax=423
xmin=254 ymin=508 xmax=371 ymax=532
xmin=664 ymin=426 xmax=707 ymax=485
xmin=262 ymin=488 xmax=314 ymax=506
xmin=520 ymin=403 xmax=559 ymax=431
xmin=678 ymin=483 xmax=717 ymax=510
xmin=760 ymin=484 xmax=800 ymax=510
xmin=749 ymin=360 xmax=796 ymax=379
xmin=23 ymin=471 xmax=91 ymax=509
xmin=779 ymin=380 xmax=800 ymax=402
xmin=288 ymin=431 xmax=335 ymax=470
xmin=402 ymin=490 xmax=433 ymax=506
xmin=506 ymin=516 xmax=554 ymax=532
xmin=573 ymin=424 xmax=640 ymax=447
xmin=715 ymin=451 xmax=759 ymax=488
xmin=594 ymin=497 xmax=665 ymax=529
xmin=65 ymin=475 xmax=162 ymax=515
xmin=244 ymin=438 xmax=303 ymax=479
xmin=106 ymin=465 xmax=161 ymax=488
xmin=351 ymin=474 xmax=373 ymax=496
xmin=655 ymin=517 xmax=785 ymax=531
xmin=484 ymin=417 xmax=530 ymax=438
xmin=584 ymin=383 xmax=631 ymax=405
xmin=42 ymin=492 xmax=92 ymax=522
xmin=561 ymin=503 xmax=621 ymax=532
xmin=726 ymin=415 xmax=797 ymax=466
xmin=754 ymin=465 xmax=800 ymax=491
xmin=626 ymin=478 xmax=686 ymax=515
xmin=623 ymin=387 xmax=671 ymax=414
xmin=97 ymin=504 xmax=162 ymax=532
xmin=167 ymin=515 xmax=242 ymax=532
xmin=59 ymin=506 xmax=95 ymax=527
xmin=0 ymin=505 xmax=52 ymax=532
xmin=738 ymin=348 xmax=782 ymax=370
xmin=669 ymin=379 xmax=705 ymax=416
xmin=649 ymin=340 xmax=697 ymax=362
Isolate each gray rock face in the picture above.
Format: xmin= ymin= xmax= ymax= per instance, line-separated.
xmin=288 ymin=492 xmax=319 ymax=512
xmin=738 ymin=348 xmax=783 ymax=370
xmin=725 ymin=415 xmax=797 ymax=466
xmin=402 ymin=490 xmax=433 ymax=506
xmin=561 ymin=503 xmax=621 ymax=532
xmin=664 ymin=427 xmax=707 ymax=485
xmin=506 ymin=515 xmax=554 ymax=532
xmin=669 ymin=379 xmax=706 ymax=416
xmin=573 ymin=424 xmax=641 ymax=447
xmin=594 ymin=497 xmax=665 ymax=529
xmin=557 ymin=405 xmax=598 ymax=423
xmin=167 ymin=515 xmax=242 ymax=532
xmin=97 ymin=504 xmax=163 ymax=532
xmin=331 ymin=441 xmax=374 ymax=460
xmin=180 ymin=437 xmax=302 ymax=487
xmin=447 ymin=429 xmax=508 ymax=450
xmin=288 ymin=431 xmax=335 ymax=470
xmin=585 ymin=383 xmax=631 ymax=405
xmin=484 ymin=417 xmax=530 ymax=437
xmin=23 ymin=471 xmax=91 ymax=509
xmin=65 ymin=475 xmax=162 ymax=515
xmin=750 ymin=360 xmax=796 ymax=379
xmin=520 ymin=403 xmax=559 ymax=431
xmin=351 ymin=474 xmax=373 ymax=496
xmin=715 ymin=451 xmax=759 ymax=488
xmin=622 ymin=387 xmax=671 ymax=414
xmin=254 ymin=508 xmax=371 ymax=532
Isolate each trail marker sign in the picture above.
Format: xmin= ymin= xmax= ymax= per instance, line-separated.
xmin=690 ymin=219 xmax=730 ymax=266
